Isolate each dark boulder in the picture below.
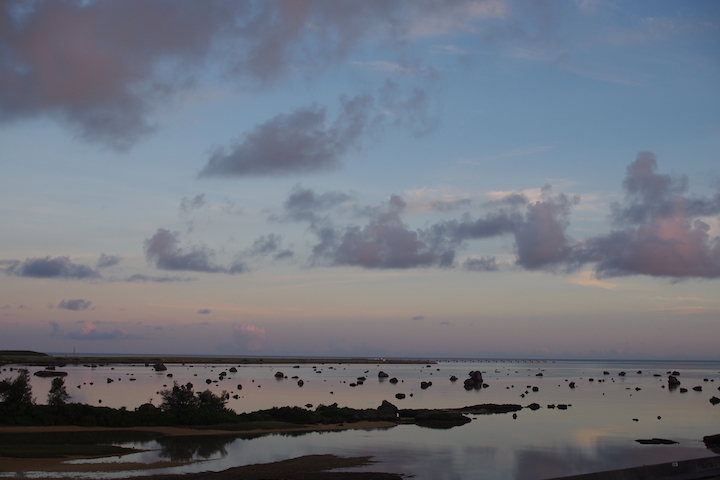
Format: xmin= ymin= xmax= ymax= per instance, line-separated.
xmin=377 ymin=400 xmax=399 ymax=418
xmin=389 ymin=377 xmax=399 ymax=384
xmin=710 ymin=396 xmax=720 ymax=405
xmin=463 ymin=371 xmax=484 ymax=390
xmin=703 ymin=434 xmax=720 ymax=454
xmin=527 ymin=403 xmax=540 ymax=411
xmin=569 ymin=382 xmax=576 ymax=389
xmin=668 ymin=375 xmax=681 ymax=386
xmin=378 ymin=371 xmax=389 ymax=378
xmin=297 ymin=379 xmax=304 ymax=387
xmin=274 ymin=371 xmax=285 ymax=378
xmin=153 ymin=363 xmax=167 ymax=372
xmin=413 ymin=411 xmax=471 ymax=429
xmin=693 ymin=386 xmax=702 ymax=392
xmin=420 ymin=381 xmax=432 ymax=390
xmin=395 ymin=393 xmax=406 ymax=400
xmin=229 ymin=367 xmax=237 ymax=373
xmin=635 ymin=438 xmax=678 ymax=445
xmin=449 ymin=375 xmax=458 ymax=382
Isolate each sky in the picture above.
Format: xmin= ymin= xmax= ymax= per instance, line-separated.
xmin=1 ymin=0 xmax=719 ymax=360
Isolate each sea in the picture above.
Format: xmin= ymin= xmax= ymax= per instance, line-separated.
xmin=3 ymin=358 xmax=720 ymax=480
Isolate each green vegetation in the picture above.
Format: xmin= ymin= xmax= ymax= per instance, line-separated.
xmin=0 ymin=368 xmax=33 ymax=405
xmin=47 ymin=377 xmax=70 ymax=406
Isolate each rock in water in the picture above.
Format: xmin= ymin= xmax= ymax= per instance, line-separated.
xmin=463 ymin=371 xmax=484 ymax=390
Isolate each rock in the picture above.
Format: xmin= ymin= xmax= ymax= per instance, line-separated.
xmin=637 ymin=371 xmax=642 ymax=374
xmin=389 ymin=377 xmax=399 ymax=384
xmin=395 ymin=393 xmax=406 ymax=400
xmin=672 ymin=371 xmax=680 ymax=376
xmin=153 ymin=363 xmax=167 ymax=372
xmin=420 ymin=381 xmax=432 ymax=389
xmin=569 ymin=382 xmax=576 ymax=389
xmin=377 ymin=400 xmax=398 ymax=417
xmin=274 ymin=371 xmax=285 ymax=378
xmin=297 ymin=379 xmax=304 ymax=387
xmin=449 ymin=375 xmax=458 ymax=382
xmin=237 ymin=384 xmax=242 ymax=390
xmin=463 ymin=371 xmax=484 ymax=390
xmin=527 ymin=403 xmax=540 ymax=411
xmin=679 ymin=388 xmax=688 ymax=393
xmin=106 ymin=378 xmax=113 ymax=383
xmin=635 ymin=438 xmax=678 ymax=445
xmin=305 ymin=403 xmax=313 ymax=408
xmin=668 ymin=375 xmax=681 ymax=386
xmin=535 ymin=373 xmax=543 ymax=377
xmin=693 ymin=386 xmax=702 ymax=392
xmin=532 ymin=386 xmax=539 ymax=392
xmin=229 ymin=367 xmax=237 ymax=373
xmin=603 ymin=371 xmax=609 ymax=375
xmin=378 ymin=371 xmax=389 ymax=378
xmin=557 ymin=404 xmax=568 ymax=410
xmin=710 ymin=396 xmax=720 ymax=405
xmin=618 ymin=371 xmax=626 ymax=376
xmin=703 ymin=434 xmax=720 ymax=454
xmin=33 ymin=370 xmax=68 ymax=377
xmin=413 ymin=411 xmax=471 ymax=429
xmin=206 ymin=379 xmax=212 ymax=384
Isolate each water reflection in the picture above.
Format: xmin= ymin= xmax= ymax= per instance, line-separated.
xmin=155 ymin=435 xmax=235 ymax=462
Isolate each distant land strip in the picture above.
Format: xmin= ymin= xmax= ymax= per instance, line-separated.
xmin=0 ymin=351 xmax=436 ymax=366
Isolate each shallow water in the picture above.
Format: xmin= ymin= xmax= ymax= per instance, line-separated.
xmin=4 ymin=359 xmax=720 ymax=479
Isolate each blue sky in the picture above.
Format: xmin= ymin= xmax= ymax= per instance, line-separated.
xmin=1 ymin=0 xmax=719 ymax=359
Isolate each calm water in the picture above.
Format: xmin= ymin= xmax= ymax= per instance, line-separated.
xmin=4 ymin=359 xmax=720 ymax=479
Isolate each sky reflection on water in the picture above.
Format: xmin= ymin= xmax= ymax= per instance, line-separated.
xmin=4 ymin=359 xmax=720 ymax=479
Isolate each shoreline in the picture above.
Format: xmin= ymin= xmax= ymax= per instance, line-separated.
xmin=0 ymin=421 xmax=397 ymax=475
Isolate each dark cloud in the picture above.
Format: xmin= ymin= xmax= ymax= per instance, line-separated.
xmin=278 ymin=186 xmax=353 ymax=224
xmin=311 ymin=195 xmax=455 ymax=269
xmin=180 ymin=194 xmax=208 ymax=213
xmin=97 ymin=253 xmax=122 ymax=268
xmin=198 ymin=94 xmax=376 ymax=177
xmin=58 ymin=299 xmax=92 ymax=311
xmin=273 ymin=250 xmax=294 ymax=260
xmin=463 ymin=256 xmax=500 ymax=272
xmin=124 ymin=274 xmax=196 ymax=282
xmin=430 ymin=187 xmax=578 ymax=271
xmin=513 ymin=187 xmax=579 ymax=270
xmin=248 ymin=234 xmax=281 ymax=256
xmin=198 ymin=308 xmax=211 ymax=314
xmin=0 ymin=1 xmax=522 ymax=150
xmin=2 ymin=256 xmax=100 ymax=279
xmin=144 ymin=228 xmax=231 ymax=273
xmin=574 ymin=153 xmax=720 ymax=279
xmin=242 ymin=233 xmax=295 ymax=261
